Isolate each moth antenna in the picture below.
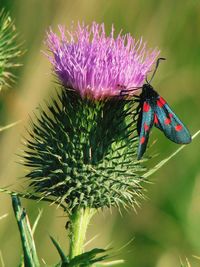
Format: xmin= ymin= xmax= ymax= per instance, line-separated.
xmin=148 ymin=57 xmax=166 ymax=84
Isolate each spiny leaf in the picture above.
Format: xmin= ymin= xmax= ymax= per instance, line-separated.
xmin=68 ymin=248 xmax=108 ymax=267
xmin=12 ymin=195 xmax=40 ymax=267
xmin=50 ymin=235 xmax=69 ymax=264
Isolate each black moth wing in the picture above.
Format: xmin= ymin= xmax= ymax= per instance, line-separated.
xmin=153 ymin=96 xmax=191 ymax=144
xmin=137 ymin=99 xmax=155 ymax=160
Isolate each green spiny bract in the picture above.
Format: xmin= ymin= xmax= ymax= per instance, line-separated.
xmin=23 ymin=89 xmax=146 ymax=213
xmin=0 ymin=9 xmax=22 ymax=89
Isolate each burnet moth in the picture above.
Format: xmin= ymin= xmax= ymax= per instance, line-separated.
xmin=120 ymin=58 xmax=191 ymax=160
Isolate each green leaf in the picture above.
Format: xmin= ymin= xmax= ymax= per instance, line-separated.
xmin=12 ymin=195 xmax=40 ymax=267
xmin=51 ymin=244 xmax=109 ymax=267
xmin=18 ymin=209 xmax=43 ymax=266
xmin=50 ymin=235 xmax=69 ymax=265
xmin=68 ymin=248 xmax=108 ymax=267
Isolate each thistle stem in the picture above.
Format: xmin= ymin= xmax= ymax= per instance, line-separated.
xmin=69 ymin=207 xmax=95 ymax=260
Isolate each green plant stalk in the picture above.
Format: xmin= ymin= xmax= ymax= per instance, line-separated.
xmin=69 ymin=207 xmax=96 ymax=260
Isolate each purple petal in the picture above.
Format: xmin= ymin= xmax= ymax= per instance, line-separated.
xmin=46 ymin=22 xmax=160 ymax=100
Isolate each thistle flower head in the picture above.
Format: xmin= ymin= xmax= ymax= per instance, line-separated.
xmin=46 ymin=22 xmax=159 ymax=99
xmin=23 ymin=22 xmax=160 ymax=213
xmin=0 ymin=9 xmax=22 ymax=89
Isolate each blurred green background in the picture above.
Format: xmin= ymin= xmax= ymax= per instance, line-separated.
xmin=0 ymin=0 xmax=200 ymax=266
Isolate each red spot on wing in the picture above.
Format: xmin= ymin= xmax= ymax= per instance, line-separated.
xmin=143 ymin=102 xmax=150 ymax=112
xmin=140 ymin=136 xmax=145 ymax=144
xmin=157 ymin=97 xmax=166 ymax=107
xmin=144 ymin=123 xmax=149 ymax=131
xmin=175 ymin=124 xmax=183 ymax=131
xmin=164 ymin=118 xmax=171 ymax=125
xmin=169 ymin=113 xmax=173 ymax=118
xmin=154 ymin=114 xmax=159 ymax=124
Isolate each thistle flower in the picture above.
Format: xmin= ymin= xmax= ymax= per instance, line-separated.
xmin=24 ymin=22 xmax=159 ymax=213
xmin=46 ymin=22 xmax=159 ymax=99
xmin=0 ymin=9 xmax=22 ymax=89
